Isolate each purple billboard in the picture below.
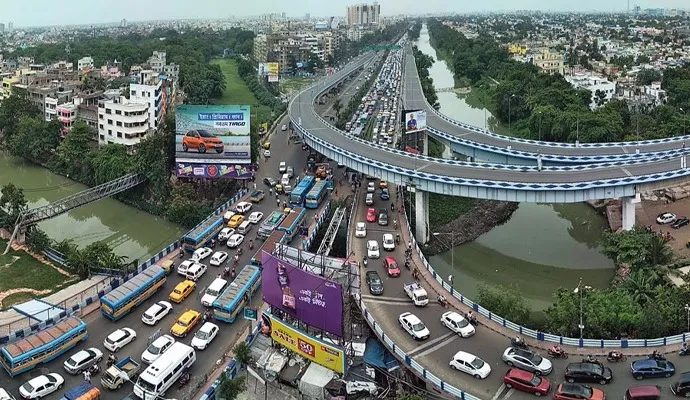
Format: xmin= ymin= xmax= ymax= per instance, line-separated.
xmin=175 ymin=163 xmax=257 ymax=178
xmin=261 ymin=251 xmax=343 ymax=336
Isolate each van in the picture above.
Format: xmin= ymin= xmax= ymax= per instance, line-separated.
xmin=201 ymin=278 xmax=228 ymax=307
xmin=235 ymin=201 xmax=252 ymax=214
xmin=237 ymin=221 xmax=252 ymax=235
xmin=281 ymin=174 xmax=290 ymax=187
xmin=184 ymin=263 xmax=207 ymax=282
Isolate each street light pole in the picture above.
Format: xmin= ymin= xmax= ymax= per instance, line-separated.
xmin=576 ymin=278 xmax=584 ymax=339
xmin=682 ymin=108 xmax=687 ymax=136
xmin=508 ymin=94 xmax=515 ymax=136
xmin=685 ymin=304 xmax=690 ymax=332
xmin=538 ymin=111 xmax=542 ymax=142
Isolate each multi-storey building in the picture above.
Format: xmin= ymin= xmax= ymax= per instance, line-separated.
xmin=56 ymin=103 xmax=78 ymax=136
xmin=148 ymin=51 xmax=166 ymax=73
xmin=254 ymin=34 xmax=270 ymax=63
xmin=272 ymin=36 xmax=311 ymax=74
xmin=77 ymin=56 xmax=94 ymax=71
xmin=97 ymin=96 xmax=151 ymax=152
xmin=565 ymin=73 xmax=616 ymax=109
xmin=346 ymin=2 xmax=380 ymax=27
xmin=129 ymin=69 xmax=168 ymax=130
xmin=532 ymin=49 xmax=565 ymax=75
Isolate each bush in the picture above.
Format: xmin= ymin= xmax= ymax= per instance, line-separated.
xmin=476 ymin=284 xmax=532 ymax=324
xmin=25 ymin=228 xmax=51 ymax=254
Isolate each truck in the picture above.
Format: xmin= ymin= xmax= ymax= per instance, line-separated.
xmin=404 ymin=282 xmax=429 ymax=306
xmin=59 ymin=383 xmax=100 ymax=400
xmin=101 ymin=357 xmax=141 ymax=390
xmin=249 ymin=190 xmax=265 ymax=203
xmin=257 ymin=211 xmax=286 ymax=240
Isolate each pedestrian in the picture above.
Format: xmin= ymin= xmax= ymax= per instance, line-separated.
xmin=83 ymin=370 xmax=90 ymax=383
xmin=269 ymin=188 xmax=273 ymax=196
xmin=253 ymin=182 xmax=257 ymax=191
xmin=408 ymin=241 xmax=412 ymax=251
xmin=277 ymin=198 xmax=281 ymax=207
xmin=448 ymin=274 xmax=454 ymax=285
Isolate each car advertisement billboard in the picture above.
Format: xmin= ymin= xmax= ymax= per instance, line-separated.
xmin=261 ymin=251 xmax=343 ymax=336
xmin=262 ymin=311 xmax=346 ymax=373
xmin=405 ymin=109 xmax=427 ymax=133
xmin=175 ymin=105 xmax=251 ymax=173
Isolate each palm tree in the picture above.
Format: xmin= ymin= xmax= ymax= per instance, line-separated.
xmin=622 ymin=269 xmax=656 ymax=305
xmin=66 ymin=248 xmax=92 ymax=279
xmin=646 ymin=235 xmax=673 ymax=266
xmin=100 ymin=252 xmax=127 ymax=271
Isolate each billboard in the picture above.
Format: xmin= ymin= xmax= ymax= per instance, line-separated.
xmin=405 ymin=109 xmax=427 ymax=133
xmin=268 ymin=75 xmax=279 ymax=83
xmin=265 ymin=62 xmax=279 ymax=75
xmin=258 ymin=63 xmax=267 ymax=77
xmin=261 ymin=251 xmax=343 ymax=336
xmin=263 ymin=311 xmax=346 ymax=373
xmin=175 ymin=163 xmax=257 ymax=178
xmin=175 ymin=105 xmax=251 ymax=173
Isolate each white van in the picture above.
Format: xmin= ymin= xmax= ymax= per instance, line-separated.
xmin=184 ymin=263 xmax=207 ymax=282
xmin=235 ymin=201 xmax=252 ymax=214
xmin=281 ymin=174 xmax=290 ymax=187
xmin=135 ymin=342 xmax=196 ymax=400
xmin=237 ymin=221 xmax=252 ymax=235
xmin=223 ymin=210 xmax=235 ymax=223
xmin=201 ymin=278 xmax=228 ymax=307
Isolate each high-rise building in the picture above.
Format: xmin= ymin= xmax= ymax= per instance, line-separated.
xmin=7 ymin=22 xmax=13 ymax=33
xmin=0 ymin=23 xmax=5 ymax=34
xmin=346 ymin=2 xmax=380 ymax=27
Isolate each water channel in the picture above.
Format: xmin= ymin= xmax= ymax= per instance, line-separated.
xmin=415 ymin=26 xmax=616 ymax=311
xmin=0 ymin=154 xmax=184 ymax=262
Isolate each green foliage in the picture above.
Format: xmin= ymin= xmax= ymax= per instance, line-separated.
xmin=234 ymin=57 xmax=284 ymax=111
xmin=601 ymin=228 xmax=673 ymax=268
xmin=216 ymin=372 xmax=246 ymax=400
xmin=476 ymin=284 xmax=531 ymax=324
xmin=165 ymin=183 xmax=214 ymax=228
xmin=232 ymin=342 xmax=251 ymax=365
xmin=64 ymin=240 xmax=126 ymax=279
xmin=408 ymin=22 xmax=422 ymax=41
xmin=397 ymin=392 xmax=425 ymax=400
xmin=333 ymin=23 xmax=408 ymax=65
xmin=90 ymin=144 xmax=134 ymax=185
xmin=0 ymin=95 xmax=41 ymax=146
xmin=25 ymin=228 xmax=51 ymax=254
xmin=411 ymin=46 xmax=439 ymax=109
xmin=0 ymin=184 xmax=28 ymax=229
xmin=428 ymin=194 xmax=476 ymax=228
xmin=5 ymin=117 xmax=61 ymax=164
xmin=52 ymin=121 xmax=94 ymax=183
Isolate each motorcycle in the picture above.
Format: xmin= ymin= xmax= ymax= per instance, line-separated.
xmin=178 ymin=370 xmax=191 ymax=389
xmin=511 ymin=337 xmax=528 ymax=350
xmin=249 ymin=240 xmax=254 ymax=250
xmin=437 ymin=296 xmax=448 ymax=308
xmin=606 ymin=351 xmax=627 ymax=362
xmin=88 ymin=364 xmax=101 ymax=375
xmin=582 ymin=356 xmax=602 ymax=366
xmin=680 ymin=347 xmax=690 ymax=357
xmin=396 ymin=234 xmax=401 ymax=245
xmin=363 ymin=257 xmax=368 ymax=268
xmin=106 ymin=354 xmax=118 ymax=368
xmin=404 ymin=260 xmax=410 ymax=270
xmin=547 ymin=346 xmax=568 ymax=359
xmin=465 ymin=313 xmax=478 ymax=326
xmin=648 ymin=352 xmax=666 ymax=361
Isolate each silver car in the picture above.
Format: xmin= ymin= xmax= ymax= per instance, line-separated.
xmin=501 ymin=347 xmax=553 ymax=375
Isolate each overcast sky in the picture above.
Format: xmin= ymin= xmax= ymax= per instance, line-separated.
xmin=3 ymin=0 xmax=688 ymax=28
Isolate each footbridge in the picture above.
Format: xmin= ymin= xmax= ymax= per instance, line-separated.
xmin=3 ymin=173 xmax=146 ymax=254
xmin=402 ymin=46 xmax=690 ymax=165
xmin=292 ymin=52 xmax=690 ymax=243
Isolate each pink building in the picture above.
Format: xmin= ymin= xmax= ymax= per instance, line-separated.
xmin=100 ymin=65 xmax=122 ymax=78
xmin=56 ymin=103 xmax=78 ymax=136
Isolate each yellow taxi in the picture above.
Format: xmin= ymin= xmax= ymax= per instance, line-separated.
xmin=170 ymin=309 xmax=201 ymax=337
xmin=379 ymin=180 xmax=388 ymax=189
xmin=262 ymin=141 xmax=271 ymax=149
xmin=275 ymin=183 xmax=283 ymax=194
xmin=168 ymin=279 xmax=196 ymax=303
xmin=227 ymin=214 xmax=245 ymax=228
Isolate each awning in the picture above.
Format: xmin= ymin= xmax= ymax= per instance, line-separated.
xmin=363 ymin=337 xmax=399 ymax=372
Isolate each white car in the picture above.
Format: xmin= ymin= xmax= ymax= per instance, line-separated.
xmin=209 ymin=251 xmax=228 ymax=266
xmin=141 ymin=334 xmax=175 ymax=364
xmin=279 ymin=162 xmax=287 ymax=173
xmin=355 ymin=222 xmax=367 ymax=238
xmin=367 ymin=182 xmax=375 ymax=193
xmin=218 ymin=227 xmax=234 ymax=241
xmin=383 ymin=234 xmax=396 ymax=251
xmin=248 ymin=211 xmax=264 ymax=224
xmin=450 ymin=351 xmax=491 ymax=379
xmin=263 ymin=149 xmax=271 ymax=158
xmin=0 ymin=389 xmax=16 ymax=400
xmin=192 ymin=247 xmax=213 ymax=261
xmin=104 ymin=327 xmax=137 ymax=352
xmin=227 ymin=234 xmax=245 ymax=248
xmin=177 ymin=259 xmax=194 ymax=276
xmin=19 ymin=373 xmax=64 ymax=399
xmin=398 ymin=312 xmax=430 ymax=340
xmin=191 ymin=322 xmax=220 ymax=350
xmin=441 ymin=311 xmax=475 ymax=338
xmin=367 ymin=240 xmax=380 ymax=259
xmin=365 ymin=193 xmax=374 ymax=206
xmin=142 ymin=301 xmax=173 ymax=325
xmin=657 ymin=212 xmax=677 ymax=224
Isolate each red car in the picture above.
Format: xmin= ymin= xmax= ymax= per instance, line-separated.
xmin=553 ymin=383 xmax=605 ymax=400
xmin=383 ymin=256 xmax=400 ymax=277
xmin=502 ymin=368 xmax=550 ymax=396
xmin=366 ymin=208 xmax=377 ymax=223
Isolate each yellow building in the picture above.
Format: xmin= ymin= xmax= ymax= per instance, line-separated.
xmin=508 ymin=43 xmax=527 ymax=55
xmin=532 ymin=48 xmax=565 ymax=75
xmin=1 ymin=75 xmax=19 ymax=99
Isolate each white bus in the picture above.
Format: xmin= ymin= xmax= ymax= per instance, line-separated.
xmin=134 ymin=342 xmax=196 ymax=400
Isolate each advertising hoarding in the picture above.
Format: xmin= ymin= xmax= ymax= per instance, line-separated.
xmin=265 ymin=62 xmax=279 ymax=75
xmin=261 ymin=251 xmax=343 ymax=336
xmin=258 ymin=63 xmax=268 ymax=77
xmin=268 ymin=75 xmax=279 ymax=83
xmin=405 ymin=109 xmax=427 ymax=133
xmin=175 ymin=105 xmax=252 ymax=172
xmin=263 ymin=311 xmax=346 ymax=373
xmin=175 ymin=163 xmax=256 ymax=178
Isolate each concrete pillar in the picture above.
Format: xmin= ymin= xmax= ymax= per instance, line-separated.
xmin=415 ymin=190 xmax=429 ymax=244
xmin=621 ymin=195 xmax=638 ymax=231
xmin=421 ymin=131 xmax=429 ymax=156
xmin=442 ymin=142 xmax=452 ymax=159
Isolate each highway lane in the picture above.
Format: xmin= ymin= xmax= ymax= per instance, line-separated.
xmin=402 ymin=46 xmax=690 ymax=157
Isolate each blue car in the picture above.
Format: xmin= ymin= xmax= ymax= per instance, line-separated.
xmin=380 ymin=188 xmax=390 ymax=200
xmin=630 ymin=358 xmax=675 ymax=380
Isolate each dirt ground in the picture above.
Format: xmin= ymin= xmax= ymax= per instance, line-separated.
xmin=636 ymin=194 xmax=690 ymax=257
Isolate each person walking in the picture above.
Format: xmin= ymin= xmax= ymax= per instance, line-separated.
xmin=276 ymin=198 xmax=281 ymax=207
xmin=253 ymin=182 xmax=257 ymax=191
xmin=83 ymin=370 xmax=91 ymax=383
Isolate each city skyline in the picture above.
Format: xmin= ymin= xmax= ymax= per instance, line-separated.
xmin=2 ymin=0 xmax=689 ymax=28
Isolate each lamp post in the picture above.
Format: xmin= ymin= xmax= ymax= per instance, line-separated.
xmin=538 ymin=110 xmax=542 ymax=142
xmin=574 ymin=278 xmax=592 ymax=339
xmin=432 ymin=232 xmax=454 ymax=273
xmin=685 ymin=304 xmax=690 ymax=332
xmin=682 ymin=108 xmax=687 ymax=136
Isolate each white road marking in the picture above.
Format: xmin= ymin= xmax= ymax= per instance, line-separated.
xmin=490 ymin=383 xmax=507 ymax=400
xmin=361 ymin=295 xmax=409 ymax=302
xmin=503 ymin=388 xmax=515 ymax=400
xmin=621 ymin=167 xmax=633 ymax=177
xmin=406 ymin=332 xmax=455 ymax=357
xmin=361 ymin=299 xmax=414 ymax=306
xmin=412 ymin=334 xmax=458 ymax=359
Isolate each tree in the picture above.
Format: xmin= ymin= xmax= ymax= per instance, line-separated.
xmin=476 ymin=284 xmax=531 ymax=324
xmin=216 ymin=373 xmax=246 ymax=400
xmin=90 ymin=143 xmax=134 ymax=184
xmin=25 ymin=228 xmax=51 ymax=254
xmin=601 ymin=228 xmax=670 ymax=268
xmin=54 ymin=121 xmax=94 ymax=182
xmin=594 ymin=89 xmax=608 ymax=107
xmin=5 ymin=117 xmax=60 ymax=163
xmin=397 ymin=392 xmax=425 ymax=400
xmin=332 ymin=99 xmax=343 ymax=119
xmin=232 ymin=342 xmax=251 ymax=365
xmin=0 ymin=94 xmax=41 ymax=147
xmin=0 ymin=183 xmax=28 ymax=228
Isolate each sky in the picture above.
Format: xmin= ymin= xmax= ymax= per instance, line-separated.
xmin=2 ymin=0 xmax=689 ymax=28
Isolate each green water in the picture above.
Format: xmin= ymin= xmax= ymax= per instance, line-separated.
xmin=0 ymin=154 xmax=184 ymax=262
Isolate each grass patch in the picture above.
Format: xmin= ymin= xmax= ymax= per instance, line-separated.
xmin=429 ymin=194 xmax=477 ymax=228
xmin=0 ymin=239 xmax=71 ymax=293
xmin=1 ymin=292 xmax=38 ymax=308
xmin=280 ymin=77 xmax=318 ymax=95
xmin=210 ymin=59 xmax=273 ymax=123
xmin=363 ymin=118 xmax=375 ymax=141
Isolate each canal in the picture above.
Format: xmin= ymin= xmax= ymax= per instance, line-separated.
xmin=415 ymin=26 xmax=616 ymax=311
xmin=1 ymin=154 xmax=184 ymax=262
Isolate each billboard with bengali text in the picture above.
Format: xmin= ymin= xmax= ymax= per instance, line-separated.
xmin=405 ymin=109 xmax=427 ymax=133
xmin=262 ymin=311 xmax=346 ymax=373
xmin=175 ymin=163 xmax=257 ymax=178
xmin=268 ymin=74 xmax=279 ymax=83
xmin=261 ymin=251 xmax=343 ymax=336
xmin=175 ymin=105 xmax=251 ymax=172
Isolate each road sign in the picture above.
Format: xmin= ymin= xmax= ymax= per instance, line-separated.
xmin=244 ymin=307 xmax=258 ymax=321
xmin=361 ymin=45 xmax=402 ymax=51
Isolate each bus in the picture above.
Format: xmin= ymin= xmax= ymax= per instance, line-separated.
xmin=277 ymin=207 xmax=306 ymax=242
xmin=0 ymin=317 xmax=87 ymax=377
xmin=257 ymin=211 xmax=286 ymax=240
xmin=251 ymin=230 xmax=285 ymax=266
xmin=289 ymin=175 xmax=316 ymax=206
xmin=100 ymin=265 xmax=167 ymax=321
xmin=182 ymin=216 xmax=224 ymax=252
xmin=305 ymin=181 xmax=329 ymax=209
xmin=212 ymin=265 xmax=261 ymax=323
xmin=134 ymin=342 xmax=196 ymax=400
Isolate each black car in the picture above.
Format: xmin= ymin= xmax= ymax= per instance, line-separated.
xmin=365 ymin=271 xmax=384 ymax=295
xmin=564 ymin=362 xmax=613 ymax=385
xmin=671 ymin=372 xmax=690 ymax=397
xmin=263 ymin=177 xmax=276 ymax=187
xmin=378 ymin=209 xmax=388 ymax=226
xmin=672 ymin=216 xmax=690 ymax=229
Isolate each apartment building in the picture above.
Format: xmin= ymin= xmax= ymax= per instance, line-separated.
xmin=532 ymin=48 xmax=565 ymax=75
xmin=565 ymin=73 xmax=616 ymax=109
xmin=129 ymin=69 xmax=168 ymax=130
xmin=56 ymin=103 xmax=78 ymax=136
xmin=77 ymin=56 xmax=94 ymax=70
xmin=254 ymin=34 xmax=270 ymax=63
xmin=148 ymin=51 xmax=166 ymax=72
xmin=97 ymin=96 xmax=151 ymax=152
xmin=346 ymin=2 xmax=380 ymax=27
xmin=272 ymin=36 xmax=311 ymax=74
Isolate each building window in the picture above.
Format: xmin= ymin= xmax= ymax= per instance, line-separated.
xmin=106 ymin=108 xmax=112 ymax=114
xmin=108 ymin=119 xmax=113 ymax=125
xmin=116 ymin=121 xmax=122 ymax=127
xmin=117 ymin=131 xmax=122 ymax=138
xmin=131 ymin=91 xmax=136 ymax=97
xmin=115 ymin=110 xmax=121 ymax=115
xmin=108 ymin=129 xmax=112 ymax=136
xmin=99 ymin=124 xmax=104 ymax=130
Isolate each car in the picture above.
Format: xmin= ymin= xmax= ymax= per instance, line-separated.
xmin=441 ymin=311 xmax=475 ymax=338
xmin=281 ymin=124 xmax=287 ymax=131
xmin=0 ymin=388 xmax=16 ymax=400
xmin=171 ymin=309 xmax=202 ymax=337
xmin=141 ymin=334 xmax=175 ymax=364
xmin=378 ymin=210 xmax=388 ymax=226
xmin=191 ymin=322 xmax=220 ymax=350
xmin=218 ymin=227 xmax=234 ymax=242
xmin=502 ymin=347 xmax=553 ymax=375
xmin=227 ymin=234 xmax=245 ymax=248
xmin=366 ymin=208 xmax=377 ymax=223
xmin=63 ymin=347 xmax=103 ymax=374
xmin=564 ymin=362 xmax=613 ymax=385
xmin=365 ymin=270 xmax=384 ymax=295
xmin=279 ymin=162 xmax=287 ymax=173
xmin=365 ymin=193 xmax=374 ymax=206
xmin=355 ymin=222 xmax=367 ymax=238
xmin=367 ymin=182 xmax=376 ymax=193
xmin=379 ymin=180 xmax=388 ymax=189
xmin=398 ymin=312 xmax=430 ymax=340
xmin=367 ymin=240 xmax=380 ymax=258
xmin=223 ymin=210 xmax=236 ymax=222
xmin=263 ymin=149 xmax=271 ymax=158
xmin=263 ymin=177 xmax=277 ymax=187
xmin=182 ymin=129 xmax=224 ymax=154
xmin=553 ymin=383 xmax=604 ymax=400
xmin=380 ymin=188 xmax=390 ymax=200
xmin=177 ymin=259 xmax=194 ymax=276
xmin=449 ymin=351 xmax=491 ymax=379
xmin=671 ymin=372 xmax=690 ymax=397
xmin=209 ymin=251 xmax=228 ymax=266
xmin=630 ymin=358 xmax=675 ymax=379
xmin=235 ymin=201 xmax=252 ymax=214
xmin=262 ymin=141 xmax=271 ymax=149
xmin=383 ymin=256 xmax=400 ymax=277
xmin=248 ymin=211 xmax=264 ymax=224
xmin=169 ymin=279 xmax=196 ymax=303
xmin=184 ymin=262 xmax=208 ymax=281
xmin=19 ymin=373 xmax=64 ymax=399
xmin=103 ymin=327 xmax=137 ymax=352
xmin=142 ymin=301 xmax=173 ymax=325
xmin=227 ymin=214 xmax=245 ymax=228
xmin=192 ymin=247 xmax=213 ymax=261
xmin=502 ymin=368 xmax=551 ymax=396
xmin=382 ymin=233 xmax=395 ymax=251
xmin=672 ymin=216 xmax=690 ymax=229
xmin=657 ymin=212 xmax=677 ymax=224
xmin=624 ymin=385 xmax=661 ymax=400
xmin=286 ymin=166 xmax=294 ymax=178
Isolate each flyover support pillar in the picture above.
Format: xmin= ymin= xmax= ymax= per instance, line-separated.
xmin=415 ymin=190 xmax=429 ymax=244
xmin=621 ymin=194 xmax=639 ymax=231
